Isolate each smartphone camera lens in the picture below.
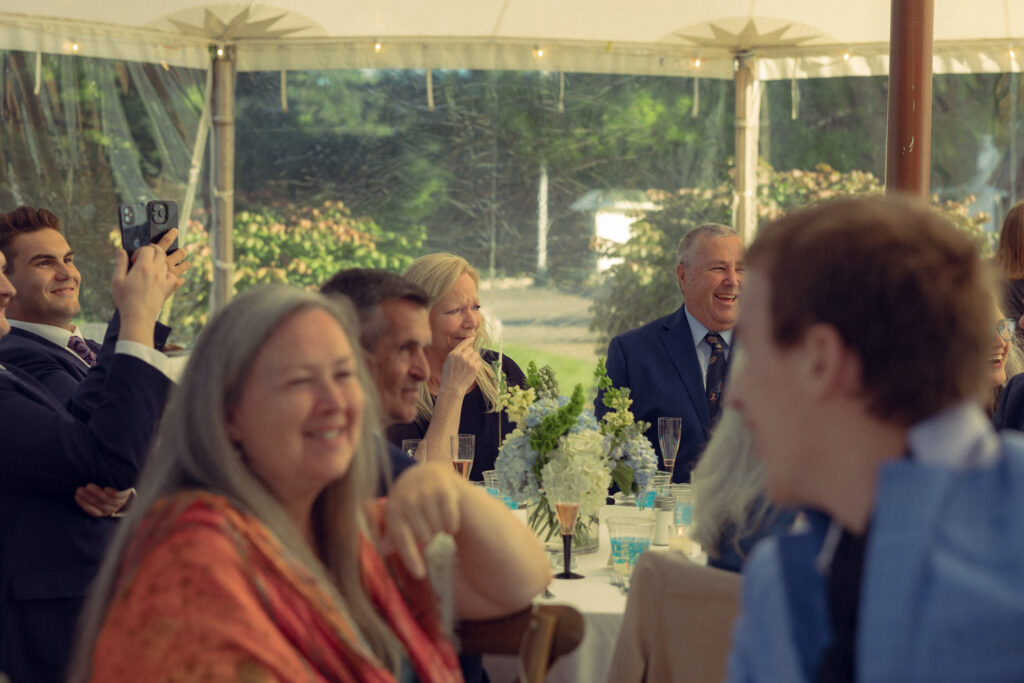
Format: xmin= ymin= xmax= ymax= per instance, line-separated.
xmin=149 ymin=202 xmax=167 ymax=226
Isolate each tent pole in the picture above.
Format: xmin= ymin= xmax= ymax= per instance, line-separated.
xmin=159 ymin=61 xmax=213 ymax=326
xmin=734 ymin=52 xmax=761 ymax=244
xmin=885 ymin=0 xmax=934 ymax=197
xmin=211 ymin=45 xmax=236 ymax=313
xmin=180 ymin=63 xmax=214 ymax=244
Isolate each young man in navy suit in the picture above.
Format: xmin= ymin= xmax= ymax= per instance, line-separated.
xmin=596 ymin=223 xmax=744 ymax=482
xmin=0 ymin=206 xmax=185 ymax=515
xmin=0 ymin=231 xmax=181 ymax=681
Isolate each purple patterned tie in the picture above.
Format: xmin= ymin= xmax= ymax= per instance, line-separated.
xmin=67 ymin=336 xmax=98 ymax=367
xmin=704 ymin=332 xmax=727 ymax=426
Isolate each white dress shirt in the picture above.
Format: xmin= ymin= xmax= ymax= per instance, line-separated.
xmin=8 ymin=319 xmax=172 ymax=379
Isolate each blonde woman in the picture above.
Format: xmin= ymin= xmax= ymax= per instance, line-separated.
xmin=387 ymin=253 xmax=526 ymax=480
xmin=69 ymin=285 xmax=549 ymax=681
xmin=691 ymin=405 xmax=795 ymax=573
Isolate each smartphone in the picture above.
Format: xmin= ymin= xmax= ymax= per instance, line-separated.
xmin=118 ymin=200 xmax=179 ymax=257
xmin=146 ymin=200 xmax=179 ymax=254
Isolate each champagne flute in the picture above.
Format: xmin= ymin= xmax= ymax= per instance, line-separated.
xmin=450 ymin=434 xmax=475 ymax=480
xmin=553 ymin=501 xmax=583 ymax=579
xmin=658 ymin=417 xmax=682 ymax=473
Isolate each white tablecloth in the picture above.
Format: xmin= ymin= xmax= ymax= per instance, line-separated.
xmin=483 ymin=506 xmax=699 ymax=683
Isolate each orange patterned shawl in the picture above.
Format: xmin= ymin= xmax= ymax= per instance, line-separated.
xmin=89 ymin=491 xmax=462 ymax=682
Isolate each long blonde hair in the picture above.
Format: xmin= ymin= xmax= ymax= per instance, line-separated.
xmin=691 ymin=406 xmax=778 ymax=561
xmin=996 ymin=202 xmax=1024 ymax=280
xmin=403 ymin=253 xmax=500 ymax=422
xmin=69 ymin=285 xmax=401 ymax=680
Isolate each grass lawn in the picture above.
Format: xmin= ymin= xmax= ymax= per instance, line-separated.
xmin=499 ymin=343 xmax=599 ymax=403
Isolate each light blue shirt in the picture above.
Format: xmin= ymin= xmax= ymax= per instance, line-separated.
xmin=683 ymin=308 xmax=733 ymax=389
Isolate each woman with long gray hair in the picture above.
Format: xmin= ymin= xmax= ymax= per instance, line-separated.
xmin=69 ymin=285 xmax=550 ymax=681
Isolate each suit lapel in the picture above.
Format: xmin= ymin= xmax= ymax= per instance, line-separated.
xmin=7 ymin=326 xmax=90 ymax=379
xmin=657 ymin=306 xmax=710 ymax=426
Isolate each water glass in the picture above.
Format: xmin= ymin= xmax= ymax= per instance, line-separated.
xmin=401 ymin=439 xmax=427 ymax=463
xmin=482 ymin=469 xmax=518 ymax=510
xmin=482 ymin=469 xmax=500 ymax=497
xmin=606 ymin=516 xmax=655 ymax=590
xmin=670 ymin=483 xmax=694 ymax=528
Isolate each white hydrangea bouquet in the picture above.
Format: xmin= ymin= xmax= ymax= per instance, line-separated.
xmin=494 ymin=358 xmax=658 ymax=548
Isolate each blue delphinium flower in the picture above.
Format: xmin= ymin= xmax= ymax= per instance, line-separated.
xmin=495 ymin=430 xmax=541 ymax=502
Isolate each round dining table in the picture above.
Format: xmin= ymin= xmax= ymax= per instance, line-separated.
xmin=483 ymin=505 xmax=703 ymax=683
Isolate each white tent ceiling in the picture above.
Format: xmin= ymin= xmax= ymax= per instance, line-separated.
xmin=1 ymin=1 xmax=1023 ymax=78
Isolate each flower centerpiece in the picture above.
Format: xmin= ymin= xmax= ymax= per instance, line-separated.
xmin=493 ymin=358 xmax=658 ymax=549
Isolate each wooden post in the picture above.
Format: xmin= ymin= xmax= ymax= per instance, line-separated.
xmin=734 ymin=53 xmax=761 ymax=244
xmin=211 ymin=46 xmax=236 ymax=313
xmin=885 ymin=0 xmax=934 ymax=197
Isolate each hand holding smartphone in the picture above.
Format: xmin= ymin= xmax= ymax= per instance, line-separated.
xmin=118 ymin=201 xmax=179 ymax=258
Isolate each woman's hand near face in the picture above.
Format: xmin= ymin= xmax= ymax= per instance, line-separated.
xmin=438 ymin=337 xmax=480 ymax=397
xmin=419 ymin=338 xmax=481 ymax=464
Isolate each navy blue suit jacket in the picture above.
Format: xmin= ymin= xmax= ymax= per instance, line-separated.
xmin=0 ymin=327 xmax=171 ymax=681
xmin=596 ymin=305 xmax=720 ymax=482
xmin=0 ymin=316 xmax=170 ymax=407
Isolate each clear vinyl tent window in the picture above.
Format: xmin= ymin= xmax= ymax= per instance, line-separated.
xmin=0 ymin=54 xmax=1009 ymax=385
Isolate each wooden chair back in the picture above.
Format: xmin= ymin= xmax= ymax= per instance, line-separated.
xmin=456 ymin=603 xmax=585 ymax=683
